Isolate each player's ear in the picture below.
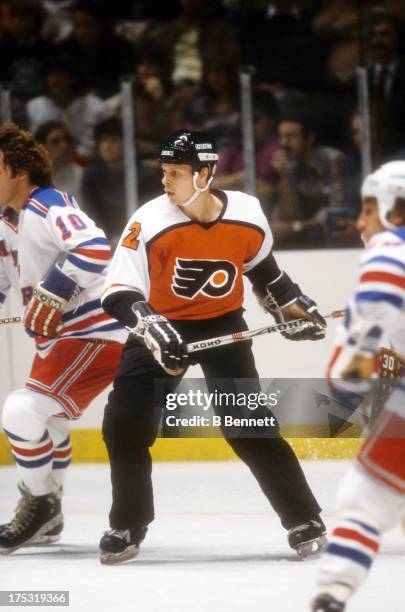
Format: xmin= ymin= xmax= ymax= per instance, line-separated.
xmin=389 ymin=197 xmax=405 ymax=226
xmin=197 ymin=166 xmax=209 ymax=186
xmin=15 ymin=168 xmax=30 ymax=184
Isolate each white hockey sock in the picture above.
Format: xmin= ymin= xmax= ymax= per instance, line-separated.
xmin=4 ymin=428 xmax=56 ymax=496
xmin=316 ymin=514 xmax=381 ymax=600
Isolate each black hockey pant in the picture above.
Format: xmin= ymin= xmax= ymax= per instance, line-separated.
xmin=102 ymin=311 xmax=322 ymax=531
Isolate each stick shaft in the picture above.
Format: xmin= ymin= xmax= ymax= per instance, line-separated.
xmin=186 ymin=309 xmax=345 ymax=354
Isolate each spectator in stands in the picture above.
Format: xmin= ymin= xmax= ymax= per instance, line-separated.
xmin=214 ymin=90 xmax=280 ymax=211
xmin=0 ymin=0 xmax=56 ymax=110
xmin=313 ymin=0 xmax=405 ymax=89
xmin=35 ymin=119 xmax=83 ymax=193
xmin=57 ymin=0 xmax=134 ymax=99
xmin=80 ymin=117 xmax=127 ymax=246
xmin=364 ymin=10 xmax=405 ymax=163
xmin=187 ymin=56 xmax=240 ymax=153
xmin=270 ymin=112 xmax=347 ymax=249
xmin=26 ymin=56 xmax=105 ymax=160
xmin=143 ymin=0 xmax=240 ymax=88
xmin=312 ymin=0 xmax=359 ymax=87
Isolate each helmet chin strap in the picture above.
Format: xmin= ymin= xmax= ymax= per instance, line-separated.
xmin=178 ymin=170 xmax=215 ymax=208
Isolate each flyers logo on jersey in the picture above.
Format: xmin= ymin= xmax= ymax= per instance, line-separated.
xmin=172 ymin=258 xmax=237 ymax=300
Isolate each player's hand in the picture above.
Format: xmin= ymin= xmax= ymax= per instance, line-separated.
xmin=24 ymin=286 xmax=67 ymax=337
xmin=341 ymin=354 xmax=374 ymax=380
xmin=258 ymin=272 xmax=326 ymax=341
xmin=23 ymin=265 xmax=79 ymax=338
xmin=280 ymin=295 xmax=326 ymax=341
xmin=131 ymin=302 xmax=188 ymax=375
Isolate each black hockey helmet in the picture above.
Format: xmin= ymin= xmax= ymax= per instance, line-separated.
xmin=159 ymin=130 xmax=218 ymax=174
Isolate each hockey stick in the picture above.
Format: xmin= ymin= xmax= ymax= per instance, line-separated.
xmin=0 ymin=315 xmax=22 ymax=325
xmin=186 ymin=309 xmax=346 ymax=354
xmin=1 ymin=308 xmax=346 ymax=355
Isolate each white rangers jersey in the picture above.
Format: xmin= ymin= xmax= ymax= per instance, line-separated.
xmin=102 ymin=191 xmax=273 ymax=320
xmin=0 ymin=187 xmax=127 ymax=354
xmin=332 ymin=227 xmax=405 ymax=366
xmin=356 ymin=228 xmax=405 ymax=360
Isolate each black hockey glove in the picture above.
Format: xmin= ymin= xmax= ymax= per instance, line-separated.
xmin=257 ymin=272 xmax=326 ymax=341
xmin=130 ymin=301 xmax=188 ymax=375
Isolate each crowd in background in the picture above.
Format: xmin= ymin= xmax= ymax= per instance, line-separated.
xmin=1 ymin=0 xmax=405 ymax=249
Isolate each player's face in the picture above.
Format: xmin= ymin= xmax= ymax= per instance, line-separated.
xmin=161 ymin=163 xmax=194 ymax=206
xmin=356 ymin=198 xmax=385 ymax=244
xmin=0 ymin=152 xmax=22 ymax=208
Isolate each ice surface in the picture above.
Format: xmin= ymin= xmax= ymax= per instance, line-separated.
xmin=0 ymin=461 xmax=403 ymax=612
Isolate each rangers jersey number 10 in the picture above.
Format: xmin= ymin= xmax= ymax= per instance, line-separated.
xmin=0 ymin=187 xmax=127 ymax=353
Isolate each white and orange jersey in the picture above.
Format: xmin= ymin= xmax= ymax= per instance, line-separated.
xmin=0 ymin=187 xmax=127 ymax=354
xmin=103 ymin=191 xmax=273 ymax=320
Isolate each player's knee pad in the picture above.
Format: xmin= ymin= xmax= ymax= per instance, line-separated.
xmin=2 ymin=389 xmax=48 ymax=441
xmin=336 ymin=464 xmax=404 ymax=532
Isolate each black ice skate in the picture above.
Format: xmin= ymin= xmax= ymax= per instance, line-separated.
xmin=311 ymin=593 xmax=346 ymax=611
xmin=99 ymin=527 xmax=147 ymax=565
xmin=288 ymin=519 xmax=327 ymax=559
xmin=1 ymin=482 xmax=64 ymax=545
xmin=0 ymin=490 xmax=63 ymax=554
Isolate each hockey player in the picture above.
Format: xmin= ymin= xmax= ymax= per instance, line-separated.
xmin=0 ymin=123 xmax=126 ymax=553
xmin=99 ymin=129 xmax=328 ymax=564
xmin=312 ymin=161 xmax=405 ymax=611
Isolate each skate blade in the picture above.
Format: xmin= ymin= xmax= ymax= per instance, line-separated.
xmin=0 ymin=514 xmax=63 ymax=554
xmin=100 ymin=545 xmax=139 ymax=565
xmin=296 ymin=535 xmax=328 ymax=559
xmin=25 ymin=533 xmax=62 ymax=546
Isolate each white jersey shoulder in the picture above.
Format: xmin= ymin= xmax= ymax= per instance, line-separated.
xmin=222 ymin=190 xmax=269 ymax=229
xmin=223 ymin=190 xmax=273 ymax=270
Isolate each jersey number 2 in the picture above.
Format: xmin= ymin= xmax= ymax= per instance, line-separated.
xmin=122 ymin=222 xmax=141 ymax=250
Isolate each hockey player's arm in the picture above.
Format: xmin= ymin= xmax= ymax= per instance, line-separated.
xmin=102 ymin=289 xmax=145 ymax=327
xmin=328 ymin=248 xmax=405 ymax=380
xmin=47 ymin=205 xmax=112 ymax=288
xmin=245 ymin=252 xmax=326 ymax=341
xmin=328 ymin=301 xmax=383 ymax=381
xmin=101 ymin=216 xmax=187 ymax=375
xmin=103 ymin=290 xmax=188 ymax=375
xmin=24 ymin=203 xmax=112 ymax=337
xmin=101 ymin=213 xmax=150 ymax=327
xmin=24 ymin=265 xmax=80 ymax=337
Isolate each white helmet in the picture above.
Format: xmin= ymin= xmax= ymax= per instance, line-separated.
xmin=361 ymin=161 xmax=405 ymax=229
